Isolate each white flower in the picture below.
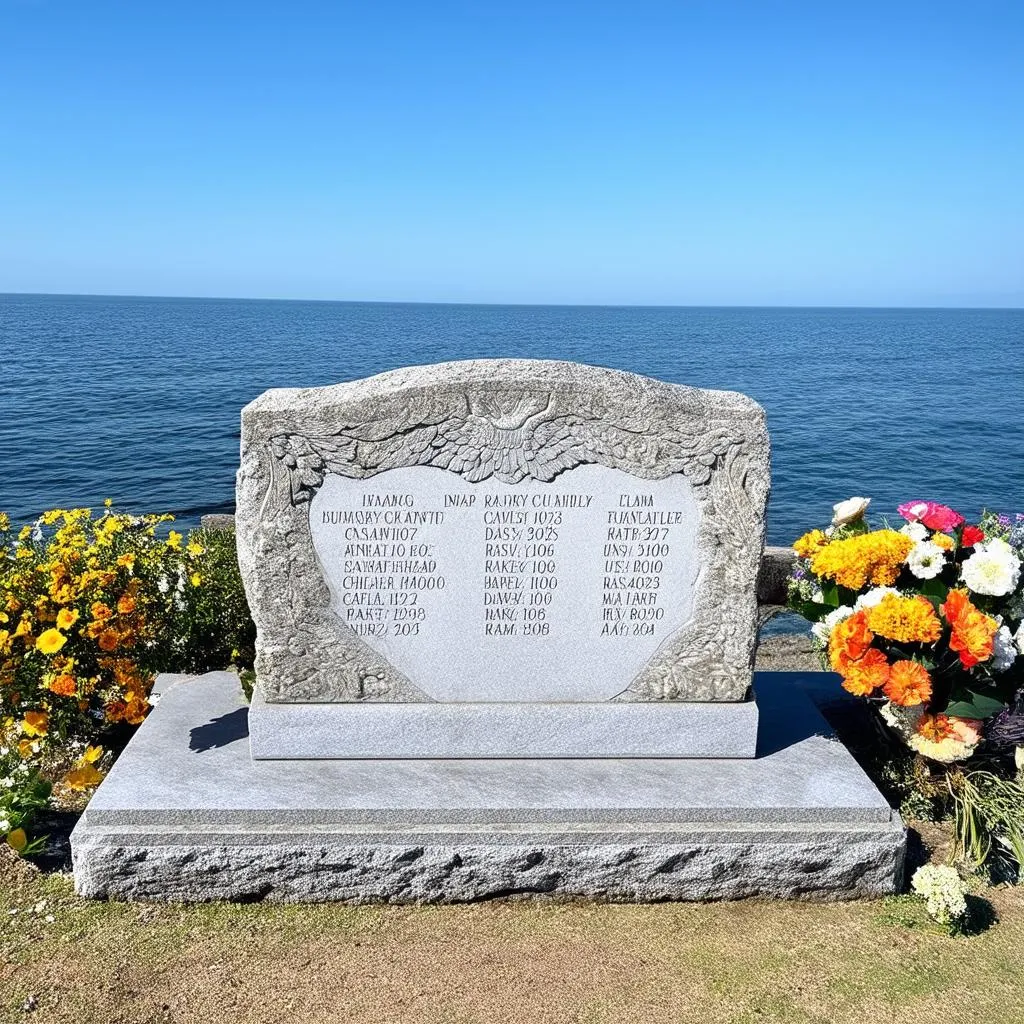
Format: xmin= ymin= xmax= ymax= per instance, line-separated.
xmin=961 ymin=538 xmax=1022 ymax=597
xmin=1016 ymin=621 xmax=1024 ymax=656
xmin=855 ymin=586 xmax=899 ymax=610
xmin=811 ymin=605 xmax=854 ymax=644
xmin=906 ymin=541 xmax=945 ymax=580
xmin=900 ymin=522 xmax=929 ymax=542
xmin=832 ymin=496 xmax=871 ymax=527
xmin=911 ymin=864 xmax=968 ymax=926
xmin=992 ymin=625 xmax=1018 ymax=673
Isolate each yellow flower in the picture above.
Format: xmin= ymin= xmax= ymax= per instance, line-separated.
xmin=190 ymin=572 xmax=202 ymax=587
xmin=930 ymin=532 xmax=955 ymax=551
xmin=17 ymin=738 xmax=37 ymax=759
xmin=65 ymin=763 xmax=104 ymax=790
xmin=810 ymin=530 xmax=914 ymax=590
xmin=793 ymin=529 xmax=829 ymax=559
xmin=104 ymin=498 xmax=113 ymax=507
xmin=5 ymin=828 xmax=27 ymax=852
xmin=166 ymin=530 xmax=183 ymax=550
xmin=864 ymin=594 xmax=943 ymax=644
xmin=35 ymin=628 xmax=67 ymax=655
xmin=21 ymin=711 xmax=48 ymax=737
xmin=116 ymin=553 xmax=136 ymax=569
xmin=56 ymin=607 xmax=79 ymax=630
xmin=186 ymin=539 xmax=205 ymax=557
xmin=83 ymin=745 xmax=104 ymax=763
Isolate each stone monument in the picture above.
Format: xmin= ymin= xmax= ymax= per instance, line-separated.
xmin=240 ymin=360 xmax=767 ymax=759
xmin=71 ymin=360 xmax=906 ymax=902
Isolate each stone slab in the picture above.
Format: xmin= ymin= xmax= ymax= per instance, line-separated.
xmin=71 ymin=671 xmax=905 ymax=901
xmin=247 ymin=692 xmax=759 ymax=759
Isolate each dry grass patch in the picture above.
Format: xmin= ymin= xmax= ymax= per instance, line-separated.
xmin=2 ymin=867 xmax=1023 ymax=1024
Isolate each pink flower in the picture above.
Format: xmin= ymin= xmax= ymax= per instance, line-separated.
xmin=897 ymin=500 xmax=964 ymax=532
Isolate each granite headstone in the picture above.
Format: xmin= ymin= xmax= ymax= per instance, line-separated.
xmin=236 ymin=359 xmax=771 ymax=758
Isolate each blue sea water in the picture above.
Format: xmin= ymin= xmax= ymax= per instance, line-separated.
xmin=2 ymin=294 xmax=1022 ymax=547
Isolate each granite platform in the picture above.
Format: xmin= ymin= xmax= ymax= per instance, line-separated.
xmin=70 ymin=671 xmax=906 ymax=902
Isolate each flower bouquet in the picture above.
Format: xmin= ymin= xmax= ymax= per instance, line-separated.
xmin=788 ymin=498 xmax=1024 ymax=765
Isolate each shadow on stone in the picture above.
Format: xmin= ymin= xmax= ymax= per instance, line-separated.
xmin=189 ymin=707 xmax=249 ymax=752
xmin=754 ymin=676 xmax=833 ymax=758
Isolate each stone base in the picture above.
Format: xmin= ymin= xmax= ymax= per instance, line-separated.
xmin=248 ymin=692 xmax=759 ymax=759
xmin=71 ymin=671 xmax=905 ymax=903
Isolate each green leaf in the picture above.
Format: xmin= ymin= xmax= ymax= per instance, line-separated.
xmin=918 ymin=578 xmax=949 ymax=600
xmin=944 ymin=692 xmax=1007 ymax=720
xmin=821 ymin=581 xmax=841 ymax=608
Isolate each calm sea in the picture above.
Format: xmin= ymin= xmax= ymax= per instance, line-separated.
xmin=2 ymin=294 xmax=1022 ymax=547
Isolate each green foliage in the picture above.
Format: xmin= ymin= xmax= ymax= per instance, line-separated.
xmin=0 ymin=741 xmax=52 ymax=854
xmin=949 ymin=770 xmax=1024 ymax=882
xmin=154 ymin=527 xmax=256 ymax=675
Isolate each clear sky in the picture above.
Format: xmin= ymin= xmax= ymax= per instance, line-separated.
xmin=1 ymin=1 xmax=1022 ymax=306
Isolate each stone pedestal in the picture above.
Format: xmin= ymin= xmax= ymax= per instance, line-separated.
xmin=71 ymin=671 xmax=905 ymax=902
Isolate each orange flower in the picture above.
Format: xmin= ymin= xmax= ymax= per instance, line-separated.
xmin=116 ymin=594 xmax=136 ymax=615
xmin=865 ymin=594 xmax=942 ymax=644
xmin=840 ymin=647 xmax=890 ymax=696
xmin=104 ymin=699 xmax=127 ymax=723
xmin=90 ymin=601 xmax=112 ymax=622
xmin=916 ymin=713 xmax=955 ymax=743
xmin=942 ymin=589 xmax=998 ymax=668
xmin=828 ymin=611 xmax=874 ymax=671
xmin=882 ymin=660 xmax=932 ymax=706
xmin=97 ymin=628 xmax=120 ymax=652
xmin=47 ymin=673 xmax=77 ymax=697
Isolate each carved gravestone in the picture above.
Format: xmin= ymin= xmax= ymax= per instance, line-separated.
xmin=236 ymin=359 xmax=771 ymax=758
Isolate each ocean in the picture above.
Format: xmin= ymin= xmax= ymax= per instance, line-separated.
xmin=3 ymin=293 xmax=1022 ymax=548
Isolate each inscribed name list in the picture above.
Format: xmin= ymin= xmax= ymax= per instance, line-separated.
xmin=309 ymin=464 xmax=701 ymax=702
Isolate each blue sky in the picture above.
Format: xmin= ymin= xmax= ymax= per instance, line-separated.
xmin=1 ymin=1 xmax=1022 ymax=305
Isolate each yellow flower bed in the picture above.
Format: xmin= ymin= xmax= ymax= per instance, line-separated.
xmin=0 ymin=505 xmax=255 ymax=822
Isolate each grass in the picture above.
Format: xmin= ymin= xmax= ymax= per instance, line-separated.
xmin=2 ymin=840 xmax=1024 ymax=1024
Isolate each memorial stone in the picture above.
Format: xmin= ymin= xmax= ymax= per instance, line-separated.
xmin=236 ymin=360 xmax=770 ymax=758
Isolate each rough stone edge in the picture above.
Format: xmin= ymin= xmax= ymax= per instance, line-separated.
xmin=70 ymin=821 xmax=905 ymax=903
xmin=235 ymin=359 xmax=770 ymax=706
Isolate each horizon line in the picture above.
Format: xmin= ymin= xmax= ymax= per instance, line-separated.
xmin=2 ymin=290 xmax=1022 ymax=312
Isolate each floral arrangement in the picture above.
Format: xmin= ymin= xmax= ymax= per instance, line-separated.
xmin=788 ymin=498 xmax=1024 ymax=765
xmin=0 ymin=504 xmax=256 ymax=851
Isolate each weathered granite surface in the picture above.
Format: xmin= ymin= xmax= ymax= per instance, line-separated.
xmin=236 ymin=360 xmax=771 ymax=705
xmin=70 ymin=671 xmax=905 ymax=902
